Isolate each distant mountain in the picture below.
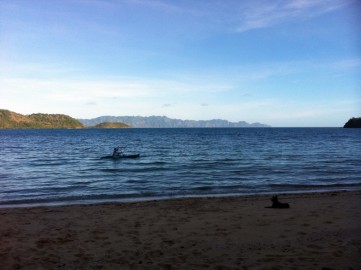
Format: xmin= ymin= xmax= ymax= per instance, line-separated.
xmin=0 ymin=109 xmax=84 ymax=129
xmin=78 ymin=115 xmax=270 ymax=128
xmin=0 ymin=109 xmax=270 ymax=129
xmin=343 ymin=117 xmax=361 ymax=128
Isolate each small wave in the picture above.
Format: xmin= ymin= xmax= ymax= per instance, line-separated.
xmin=125 ymin=179 xmax=149 ymax=184
xmin=101 ymin=167 xmax=172 ymax=173
xmin=139 ymin=161 xmax=168 ymax=165
xmin=269 ymin=182 xmax=361 ymax=188
xmin=191 ymin=186 xmax=214 ymax=191
xmin=30 ymin=162 xmax=70 ymax=167
xmin=0 ymin=192 xmax=159 ymax=206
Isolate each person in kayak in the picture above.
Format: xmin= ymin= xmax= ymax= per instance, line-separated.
xmin=112 ymin=146 xmax=122 ymax=157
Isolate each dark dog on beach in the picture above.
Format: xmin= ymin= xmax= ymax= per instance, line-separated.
xmin=266 ymin=195 xmax=290 ymax=208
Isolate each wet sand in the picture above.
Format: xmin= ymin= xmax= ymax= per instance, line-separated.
xmin=1 ymin=191 xmax=360 ymax=270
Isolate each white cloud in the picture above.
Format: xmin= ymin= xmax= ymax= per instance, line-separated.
xmin=71 ymin=0 xmax=354 ymax=36
xmin=0 ymin=70 xmax=236 ymax=118
xmin=235 ymin=0 xmax=352 ymax=32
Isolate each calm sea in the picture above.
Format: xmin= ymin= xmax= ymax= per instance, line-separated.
xmin=0 ymin=128 xmax=360 ymax=206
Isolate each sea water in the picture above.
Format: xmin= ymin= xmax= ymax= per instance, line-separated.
xmin=0 ymin=128 xmax=360 ymax=206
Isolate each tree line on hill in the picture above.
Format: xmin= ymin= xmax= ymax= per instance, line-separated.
xmin=0 ymin=109 xmax=84 ymax=129
xmin=0 ymin=109 xmax=130 ymax=129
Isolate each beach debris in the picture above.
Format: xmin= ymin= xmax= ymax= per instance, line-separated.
xmin=265 ymin=195 xmax=290 ymax=208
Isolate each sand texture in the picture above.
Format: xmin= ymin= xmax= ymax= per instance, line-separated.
xmin=1 ymin=191 xmax=360 ymax=270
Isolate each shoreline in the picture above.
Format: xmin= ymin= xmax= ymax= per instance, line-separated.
xmin=1 ymin=187 xmax=360 ymax=209
xmin=1 ymin=190 xmax=360 ymax=269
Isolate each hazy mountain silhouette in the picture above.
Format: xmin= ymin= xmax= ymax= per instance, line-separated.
xmin=78 ymin=115 xmax=270 ymax=128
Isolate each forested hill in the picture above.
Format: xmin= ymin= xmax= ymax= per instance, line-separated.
xmin=343 ymin=117 xmax=361 ymax=128
xmin=91 ymin=122 xmax=131 ymax=128
xmin=78 ymin=115 xmax=270 ymax=128
xmin=0 ymin=109 xmax=84 ymax=129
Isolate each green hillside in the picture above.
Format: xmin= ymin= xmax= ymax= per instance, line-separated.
xmin=91 ymin=122 xmax=131 ymax=128
xmin=0 ymin=109 xmax=84 ymax=129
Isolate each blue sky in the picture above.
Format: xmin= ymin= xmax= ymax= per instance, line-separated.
xmin=0 ymin=0 xmax=360 ymax=127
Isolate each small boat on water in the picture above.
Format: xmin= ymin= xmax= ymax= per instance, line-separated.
xmin=102 ymin=146 xmax=140 ymax=159
xmin=101 ymin=154 xmax=140 ymax=160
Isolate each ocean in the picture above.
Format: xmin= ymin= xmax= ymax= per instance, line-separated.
xmin=0 ymin=128 xmax=360 ymax=207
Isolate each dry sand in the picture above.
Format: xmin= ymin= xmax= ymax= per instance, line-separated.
xmin=0 ymin=191 xmax=360 ymax=270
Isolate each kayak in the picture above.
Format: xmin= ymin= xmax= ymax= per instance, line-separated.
xmin=101 ymin=154 xmax=140 ymax=159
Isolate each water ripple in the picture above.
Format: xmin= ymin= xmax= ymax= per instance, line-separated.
xmin=0 ymin=128 xmax=360 ymax=206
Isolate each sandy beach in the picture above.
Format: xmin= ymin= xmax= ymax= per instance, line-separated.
xmin=1 ymin=191 xmax=360 ymax=270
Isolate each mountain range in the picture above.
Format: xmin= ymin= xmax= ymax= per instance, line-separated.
xmin=78 ymin=115 xmax=270 ymax=128
xmin=0 ymin=109 xmax=271 ymax=129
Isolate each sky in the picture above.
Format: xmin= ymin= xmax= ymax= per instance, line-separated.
xmin=0 ymin=0 xmax=360 ymax=127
